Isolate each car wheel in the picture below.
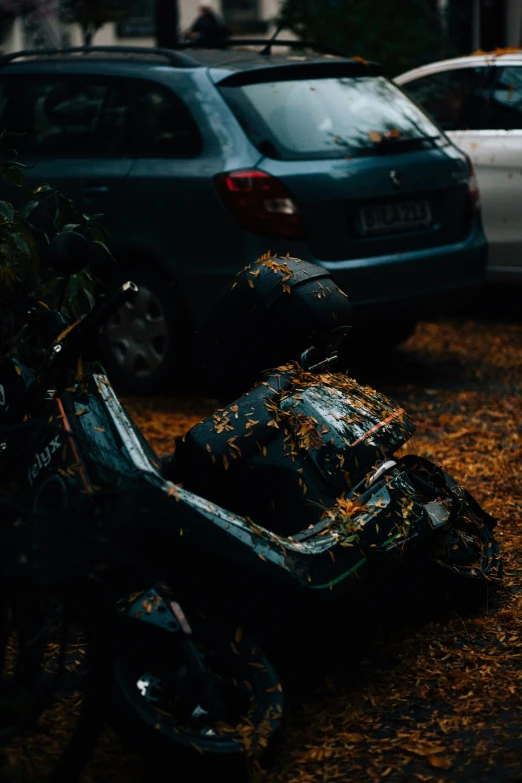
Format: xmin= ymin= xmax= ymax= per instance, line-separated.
xmin=101 ymin=268 xmax=188 ymax=395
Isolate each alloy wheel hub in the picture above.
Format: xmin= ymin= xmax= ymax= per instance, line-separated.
xmin=106 ymin=285 xmax=169 ymax=379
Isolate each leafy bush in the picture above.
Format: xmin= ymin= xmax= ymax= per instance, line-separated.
xmin=277 ymin=0 xmax=447 ymax=77
xmin=0 ymin=130 xmax=110 ymax=362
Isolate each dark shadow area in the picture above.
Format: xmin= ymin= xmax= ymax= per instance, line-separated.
xmin=348 ymin=341 xmax=449 ymax=390
xmin=344 ymin=283 xmax=522 ymax=394
xmin=344 ymin=330 xmax=479 ymax=395
xmin=130 ymin=566 xmax=463 ymax=783
xmin=191 ymin=564 xmax=513 ymax=783
xmin=453 ymin=283 xmax=522 ymax=325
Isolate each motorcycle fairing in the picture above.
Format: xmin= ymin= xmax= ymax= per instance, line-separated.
xmin=279 ymin=380 xmax=416 ymax=491
xmin=167 ymin=371 xmax=417 ymax=536
xmin=15 ymin=373 xmax=495 ymax=600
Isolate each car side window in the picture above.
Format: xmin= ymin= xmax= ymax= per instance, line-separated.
xmin=488 ymin=66 xmax=522 ymax=129
xmin=401 ymin=67 xmax=492 ymax=131
xmin=134 ymin=82 xmax=202 ymax=157
xmin=0 ymin=75 xmax=133 ymax=157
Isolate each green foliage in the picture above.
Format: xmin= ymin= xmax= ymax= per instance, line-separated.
xmin=0 ymin=130 xmax=110 ymax=365
xmin=277 ymin=0 xmax=448 ymax=77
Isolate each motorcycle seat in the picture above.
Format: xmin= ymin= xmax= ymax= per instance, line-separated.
xmin=176 ymin=377 xmax=288 ymax=502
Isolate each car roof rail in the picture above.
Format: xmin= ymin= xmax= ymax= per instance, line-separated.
xmin=0 ymin=45 xmax=201 ymax=68
xmin=179 ymin=38 xmax=350 ymax=59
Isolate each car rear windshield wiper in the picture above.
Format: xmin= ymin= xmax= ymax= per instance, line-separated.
xmin=366 ymin=134 xmax=441 ymax=155
xmin=257 ymin=139 xmax=282 ymax=159
xmin=378 ymin=134 xmax=440 ymax=146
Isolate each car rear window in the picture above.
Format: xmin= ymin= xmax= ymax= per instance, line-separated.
xmin=220 ymin=75 xmax=444 ymax=160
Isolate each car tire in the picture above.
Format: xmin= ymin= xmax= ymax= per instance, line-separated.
xmin=101 ymin=267 xmax=188 ymax=395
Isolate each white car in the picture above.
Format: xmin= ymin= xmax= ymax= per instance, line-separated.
xmin=396 ymin=52 xmax=522 ymax=282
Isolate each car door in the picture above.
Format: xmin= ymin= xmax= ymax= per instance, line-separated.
xmin=456 ymin=64 xmax=522 ymax=277
xmin=0 ymin=72 xmax=135 ymax=226
xmin=116 ymin=76 xmax=217 ymax=292
xmin=399 ymin=63 xmax=522 ymax=277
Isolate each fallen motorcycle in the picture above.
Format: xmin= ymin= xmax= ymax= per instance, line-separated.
xmin=2 ymin=236 xmax=501 ymax=615
xmin=0 ymin=232 xmax=285 ymax=780
xmin=162 ymin=252 xmax=502 ymax=609
xmin=3 ymin=238 xmax=501 ymax=614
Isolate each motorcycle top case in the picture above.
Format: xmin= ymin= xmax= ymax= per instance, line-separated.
xmin=192 ymin=256 xmax=352 ymax=401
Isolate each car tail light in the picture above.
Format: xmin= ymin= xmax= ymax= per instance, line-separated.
xmin=465 ymin=154 xmax=480 ymax=214
xmin=214 ymin=169 xmax=304 ymax=240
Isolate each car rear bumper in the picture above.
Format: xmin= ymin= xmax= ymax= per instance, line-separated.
xmin=486 ymin=265 xmax=522 ymax=283
xmin=179 ymin=223 xmax=487 ymax=328
xmin=316 ymin=228 xmax=488 ymax=324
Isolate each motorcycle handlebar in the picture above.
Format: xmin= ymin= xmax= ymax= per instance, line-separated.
xmin=82 ymin=281 xmax=138 ymax=335
xmin=42 ymin=280 xmax=139 ymax=377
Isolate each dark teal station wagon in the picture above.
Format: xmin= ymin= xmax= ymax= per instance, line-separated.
xmin=0 ymin=42 xmax=487 ymax=391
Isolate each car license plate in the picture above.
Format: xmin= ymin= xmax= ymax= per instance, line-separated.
xmin=359 ymin=199 xmax=432 ymax=235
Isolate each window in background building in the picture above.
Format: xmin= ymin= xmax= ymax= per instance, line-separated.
xmin=117 ymin=0 xmax=155 ymax=37
xmin=221 ymin=0 xmax=268 ymax=34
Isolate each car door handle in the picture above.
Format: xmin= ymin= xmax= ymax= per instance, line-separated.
xmin=82 ymin=184 xmax=109 ymax=197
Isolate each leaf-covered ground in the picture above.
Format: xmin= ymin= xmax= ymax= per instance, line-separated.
xmin=82 ymin=299 xmax=522 ymax=782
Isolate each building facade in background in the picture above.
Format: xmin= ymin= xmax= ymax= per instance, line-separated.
xmin=0 ymin=0 xmax=282 ymax=52
xmin=0 ymin=1 xmax=521 ymax=58
xmin=115 ymin=0 xmax=281 ymax=39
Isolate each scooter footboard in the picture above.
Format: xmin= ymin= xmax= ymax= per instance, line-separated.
xmin=143 ymin=476 xmax=371 ymax=598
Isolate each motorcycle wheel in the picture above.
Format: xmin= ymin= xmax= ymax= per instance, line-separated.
xmin=425 ymin=506 xmax=502 ymax=607
xmin=110 ymin=613 xmax=285 ymax=778
xmin=0 ymin=587 xmax=105 ymax=783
